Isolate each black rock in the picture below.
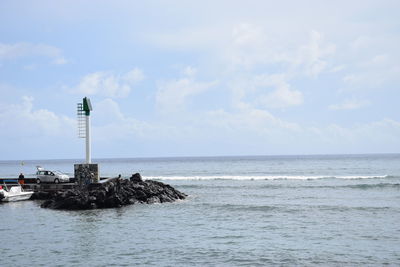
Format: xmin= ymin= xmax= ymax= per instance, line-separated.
xmin=30 ymin=191 xmax=54 ymax=200
xmin=41 ymin=175 xmax=186 ymax=210
xmin=130 ymin=173 xmax=143 ymax=182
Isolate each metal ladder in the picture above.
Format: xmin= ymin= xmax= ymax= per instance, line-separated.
xmin=77 ymin=103 xmax=86 ymax=138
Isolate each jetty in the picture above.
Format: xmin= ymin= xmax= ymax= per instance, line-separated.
xmin=0 ymin=174 xmax=187 ymax=210
xmin=1 ymin=98 xmax=186 ymax=209
xmin=0 ymin=178 xmax=76 ymax=192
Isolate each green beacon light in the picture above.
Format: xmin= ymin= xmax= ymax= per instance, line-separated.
xmin=83 ymin=97 xmax=92 ymax=116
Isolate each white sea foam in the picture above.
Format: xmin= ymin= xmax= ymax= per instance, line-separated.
xmin=147 ymin=175 xmax=390 ymax=181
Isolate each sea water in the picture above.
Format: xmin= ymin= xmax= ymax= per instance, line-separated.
xmin=1 ymin=154 xmax=400 ymax=266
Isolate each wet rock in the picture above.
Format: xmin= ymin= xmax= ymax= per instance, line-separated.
xmin=30 ymin=191 xmax=56 ymax=200
xmin=41 ymin=176 xmax=186 ymax=210
xmin=146 ymin=196 xmax=160 ymax=204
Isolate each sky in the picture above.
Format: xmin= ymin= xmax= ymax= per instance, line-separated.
xmin=0 ymin=0 xmax=399 ymax=160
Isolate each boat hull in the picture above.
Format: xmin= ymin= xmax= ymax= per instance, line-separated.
xmin=2 ymin=192 xmax=33 ymax=202
xmin=0 ymin=190 xmax=33 ymax=202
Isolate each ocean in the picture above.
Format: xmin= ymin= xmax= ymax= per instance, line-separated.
xmin=1 ymin=154 xmax=400 ymax=266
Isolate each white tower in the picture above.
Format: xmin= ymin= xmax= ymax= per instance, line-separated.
xmin=77 ymin=97 xmax=93 ymax=164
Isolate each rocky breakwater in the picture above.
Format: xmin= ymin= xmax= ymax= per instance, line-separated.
xmin=41 ymin=173 xmax=186 ymax=210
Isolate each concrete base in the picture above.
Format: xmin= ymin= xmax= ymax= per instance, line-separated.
xmin=74 ymin=163 xmax=99 ymax=185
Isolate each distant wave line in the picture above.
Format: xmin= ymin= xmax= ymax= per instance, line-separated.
xmin=148 ymin=175 xmax=393 ymax=181
xmin=179 ymin=182 xmax=400 ymax=190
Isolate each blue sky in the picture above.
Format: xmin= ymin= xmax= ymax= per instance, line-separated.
xmin=1 ymin=0 xmax=399 ymax=160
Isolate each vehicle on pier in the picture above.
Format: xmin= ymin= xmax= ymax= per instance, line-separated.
xmin=36 ymin=166 xmax=70 ymax=184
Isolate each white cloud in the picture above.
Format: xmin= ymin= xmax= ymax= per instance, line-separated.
xmin=0 ymin=42 xmax=67 ymax=64
xmin=255 ymin=74 xmax=303 ymax=109
xmin=144 ymin=15 xmax=398 ymax=119
xmin=93 ymin=98 xmax=125 ymax=125
xmin=228 ymin=73 xmax=303 ymax=110
xmin=123 ymin=68 xmax=145 ymax=84
xmin=2 ymin=1 xmax=400 ymax=157
xmin=0 ymin=96 xmax=75 ymax=138
xmin=181 ymin=66 xmax=197 ymax=76
xmin=342 ymin=61 xmax=400 ymax=89
xmin=86 ymin=101 xmax=400 ymax=154
xmin=329 ymin=99 xmax=370 ymax=110
xmin=89 ymin=98 xmax=163 ymax=142
xmin=226 ymin=27 xmax=336 ymax=76
xmin=192 ymin=107 xmax=400 ymax=154
xmin=3 ymin=95 xmax=394 ymax=157
xmin=343 ymin=33 xmax=400 ymax=89
xmin=260 ymin=86 xmax=303 ymax=109
xmin=330 ymin=65 xmax=345 ymax=73
xmin=73 ymin=68 xmax=145 ymax=98
xmin=145 ymin=26 xmax=226 ymax=51
xmin=367 ymin=54 xmax=388 ymax=66
xmin=53 ymin=57 xmax=67 ymax=65
xmin=147 ymin=23 xmax=336 ymax=76
xmin=350 ymin=36 xmax=372 ymax=50
xmin=156 ymin=68 xmax=217 ymax=112
xmin=294 ymin=30 xmax=336 ymax=77
xmin=205 ymin=107 xmax=301 ymax=134
xmin=225 ymin=23 xmax=274 ymax=68
xmin=79 ymin=95 xmax=400 ymax=155
xmin=314 ymin=119 xmax=400 ymax=152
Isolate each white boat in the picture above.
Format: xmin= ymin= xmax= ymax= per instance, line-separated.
xmin=0 ymin=181 xmax=33 ymax=202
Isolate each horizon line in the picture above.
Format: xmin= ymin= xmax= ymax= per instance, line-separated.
xmin=1 ymin=152 xmax=399 ymax=162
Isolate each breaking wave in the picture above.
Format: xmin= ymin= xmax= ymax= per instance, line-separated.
xmin=148 ymin=175 xmax=393 ymax=181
